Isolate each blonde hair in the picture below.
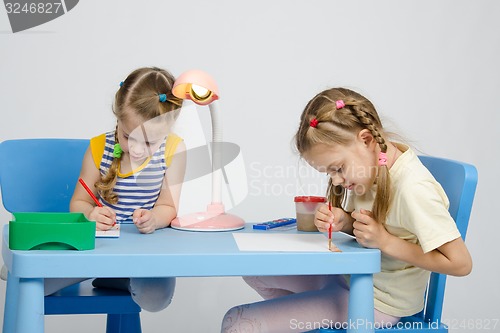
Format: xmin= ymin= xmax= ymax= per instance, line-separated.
xmin=295 ymin=87 xmax=391 ymax=223
xmin=96 ymin=67 xmax=183 ymax=204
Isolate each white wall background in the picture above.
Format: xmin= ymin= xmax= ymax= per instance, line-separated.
xmin=1 ymin=0 xmax=499 ymax=332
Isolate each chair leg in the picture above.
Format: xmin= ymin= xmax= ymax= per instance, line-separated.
xmin=106 ymin=313 xmax=142 ymax=333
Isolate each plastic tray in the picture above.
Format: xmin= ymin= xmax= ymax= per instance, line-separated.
xmin=9 ymin=212 xmax=96 ymax=250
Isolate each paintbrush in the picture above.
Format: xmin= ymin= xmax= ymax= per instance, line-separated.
xmin=328 ymin=201 xmax=332 ymax=251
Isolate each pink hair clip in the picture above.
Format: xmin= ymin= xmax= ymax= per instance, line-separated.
xmin=335 ymin=100 xmax=345 ymax=109
xmin=309 ymin=118 xmax=319 ymax=128
xmin=378 ymin=152 xmax=388 ymax=166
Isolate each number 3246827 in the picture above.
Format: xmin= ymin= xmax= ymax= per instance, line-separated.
xmin=5 ymin=2 xmax=62 ymax=14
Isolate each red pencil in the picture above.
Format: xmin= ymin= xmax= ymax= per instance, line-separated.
xmin=328 ymin=201 xmax=332 ymax=251
xmin=78 ymin=178 xmax=103 ymax=207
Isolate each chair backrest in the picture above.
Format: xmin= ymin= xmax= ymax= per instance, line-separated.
xmin=418 ymin=155 xmax=478 ymax=323
xmin=0 ymin=139 xmax=89 ymax=213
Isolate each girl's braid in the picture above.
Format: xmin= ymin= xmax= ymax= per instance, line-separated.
xmin=350 ymin=104 xmax=387 ymax=153
xmin=95 ymin=125 xmax=120 ymax=204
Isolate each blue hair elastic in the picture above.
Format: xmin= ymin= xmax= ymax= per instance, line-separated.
xmin=159 ymin=94 xmax=167 ymax=103
xmin=119 ymin=81 xmax=124 ymax=87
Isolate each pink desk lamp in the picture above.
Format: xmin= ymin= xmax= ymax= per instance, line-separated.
xmin=170 ymin=70 xmax=245 ymax=231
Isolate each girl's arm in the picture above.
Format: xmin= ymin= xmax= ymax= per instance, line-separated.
xmin=379 ymin=232 xmax=472 ymax=277
xmin=352 ymin=209 xmax=472 ymax=277
xmin=70 ymin=147 xmax=116 ymax=229
xmin=133 ymin=141 xmax=186 ymax=233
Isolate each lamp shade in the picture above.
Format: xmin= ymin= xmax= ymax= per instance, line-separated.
xmin=172 ymin=69 xmax=219 ymax=106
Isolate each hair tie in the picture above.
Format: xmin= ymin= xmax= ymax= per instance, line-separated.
xmin=335 ymin=100 xmax=345 ymax=109
xmin=158 ymin=94 xmax=167 ymax=103
xmin=119 ymin=81 xmax=124 ymax=87
xmin=309 ymin=118 xmax=319 ymax=128
xmin=378 ymin=152 xmax=388 ymax=166
xmin=113 ymin=143 xmax=123 ymax=158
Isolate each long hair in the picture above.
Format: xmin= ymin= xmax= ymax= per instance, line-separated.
xmin=95 ymin=67 xmax=183 ymax=204
xmin=295 ymin=88 xmax=391 ymax=223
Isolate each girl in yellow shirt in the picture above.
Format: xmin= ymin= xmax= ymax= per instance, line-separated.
xmin=222 ymin=87 xmax=472 ymax=332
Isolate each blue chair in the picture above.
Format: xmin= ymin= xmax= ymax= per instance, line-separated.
xmin=0 ymin=139 xmax=142 ymax=333
xmin=315 ymin=155 xmax=478 ymax=333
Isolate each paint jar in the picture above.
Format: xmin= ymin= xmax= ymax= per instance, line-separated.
xmin=294 ymin=196 xmax=326 ymax=232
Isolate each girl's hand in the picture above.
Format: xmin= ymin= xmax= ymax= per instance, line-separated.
xmin=351 ymin=209 xmax=391 ymax=249
xmin=314 ymin=204 xmax=347 ymax=233
xmin=89 ymin=206 xmax=116 ymax=231
xmin=133 ymin=209 xmax=156 ymax=234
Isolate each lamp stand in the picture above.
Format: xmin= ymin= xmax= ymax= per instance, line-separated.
xmin=170 ymin=101 xmax=245 ymax=231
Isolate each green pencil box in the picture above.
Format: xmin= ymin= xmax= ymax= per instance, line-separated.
xmin=9 ymin=212 xmax=96 ymax=250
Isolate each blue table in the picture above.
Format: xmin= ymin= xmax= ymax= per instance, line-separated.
xmin=2 ymin=224 xmax=380 ymax=333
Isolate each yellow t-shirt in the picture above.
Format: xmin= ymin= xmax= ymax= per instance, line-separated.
xmin=346 ymin=144 xmax=461 ymax=317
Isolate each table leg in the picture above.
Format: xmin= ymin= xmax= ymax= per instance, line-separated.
xmin=348 ymin=274 xmax=374 ymax=333
xmin=3 ymin=271 xmax=19 ymax=333
xmin=16 ymin=278 xmax=45 ymax=333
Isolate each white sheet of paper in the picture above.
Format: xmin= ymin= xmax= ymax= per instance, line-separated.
xmin=95 ymin=224 xmax=120 ymax=238
xmin=233 ymin=233 xmax=330 ymax=252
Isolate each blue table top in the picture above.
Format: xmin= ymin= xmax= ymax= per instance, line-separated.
xmin=2 ymin=224 xmax=380 ymax=279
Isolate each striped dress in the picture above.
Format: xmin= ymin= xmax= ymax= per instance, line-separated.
xmin=90 ymin=131 xmax=182 ymax=223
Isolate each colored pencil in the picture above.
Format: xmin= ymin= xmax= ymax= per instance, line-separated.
xmin=78 ymin=178 xmax=103 ymax=207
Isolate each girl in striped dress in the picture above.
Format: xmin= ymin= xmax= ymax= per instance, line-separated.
xmin=44 ymin=67 xmax=186 ymax=312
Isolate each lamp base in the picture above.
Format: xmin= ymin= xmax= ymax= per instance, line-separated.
xmin=170 ymin=203 xmax=245 ymax=232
